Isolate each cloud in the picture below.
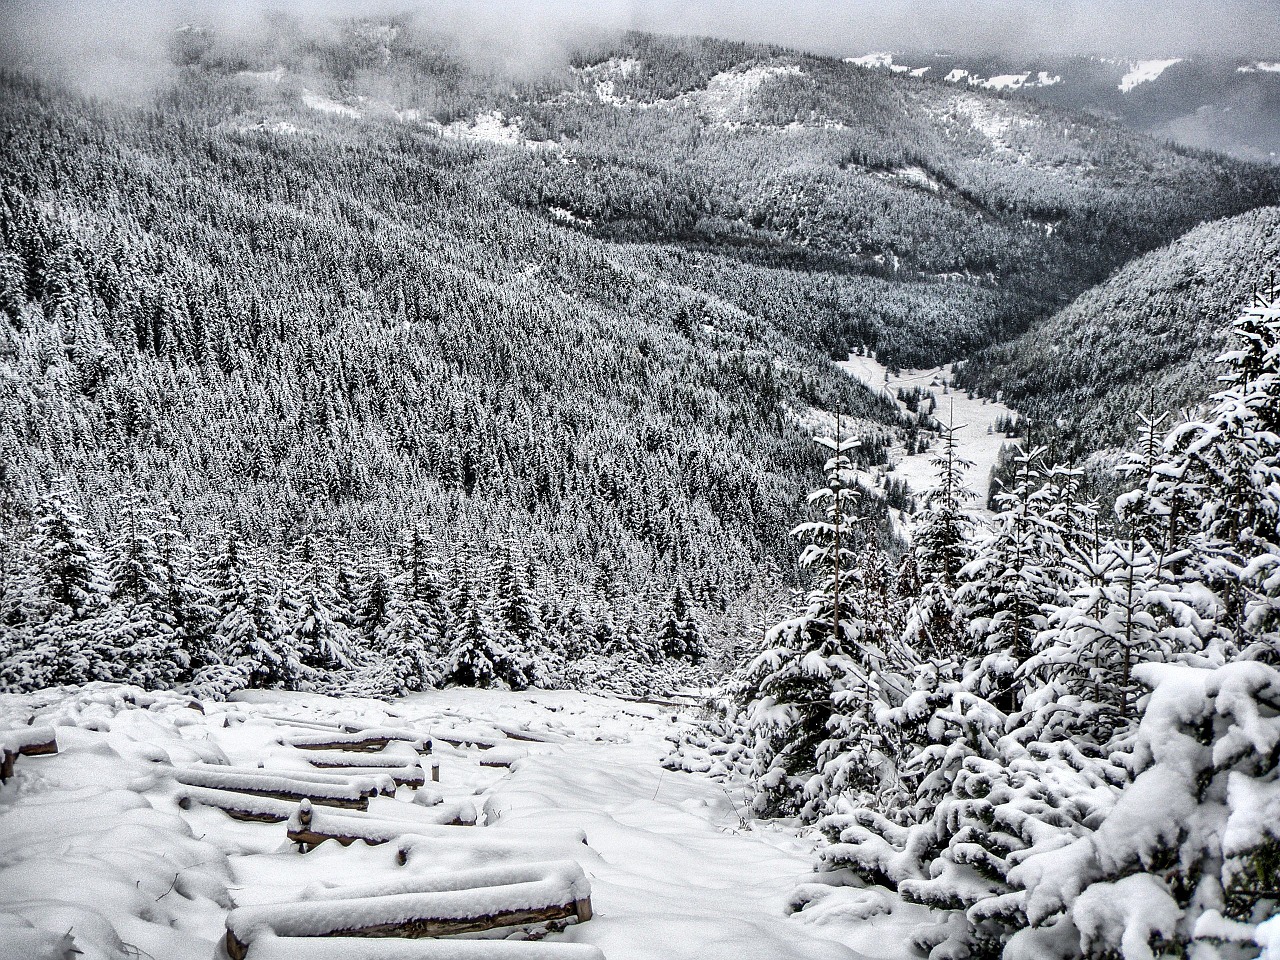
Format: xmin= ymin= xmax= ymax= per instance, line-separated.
xmin=0 ymin=0 xmax=1274 ymax=103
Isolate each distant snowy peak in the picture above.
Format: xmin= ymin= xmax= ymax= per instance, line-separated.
xmin=1117 ymin=58 xmax=1183 ymax=93
xmin=845 ymin=52 xmax=909 ymax=72
xmin=945 ymin=69 xmax=1062 ymax=90
xmin=850 ymin=54 xmax=1060 ymax=90
xmin=1238 ymin=61 xmax=1280 ymax=73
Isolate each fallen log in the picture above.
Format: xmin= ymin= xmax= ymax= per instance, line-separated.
xmin=479 ymin=747 xmax=528 ymax=769
xmin=0 ymin=726 xmax=58 ymax=783
xmin=193 ymin=763 xmax=398 ymax=795
xmin=177 ymin=786 xmax=299 ymax=823
xmin=225 ymin=861 xmax=593 ymax=960
xmin=286 ymin=730 xmax=431 ymax=754
xmin=286 ymin=799 xmax=477 ymax=848
xmin=238 ymin=934 xmax=604 ymax=960
xmin=174 ymin=768 xmax=375 ymax=809
xmin=303 ymin=754 xmax=426 ymax=787
xmin=430 ymin=726 xmax=502 ymax=750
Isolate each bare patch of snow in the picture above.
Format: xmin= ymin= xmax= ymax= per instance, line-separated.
xmin=237 ymin=66 xmax=286 ymax=84
xmin=547 ymin=206 xmax=593 ymax=227
xmin=302 ymin=90 xmax=361 ymax=118
xmin=573 ymin=57 xmax=642 ymax=106
xmin=889 ymin=165 xmax=944 ymax=191
xmin=985 ymin=73 xmax=1031 ymax=90
xmin=941 ymin=69 xmax=1061 ymax=90
xmin=1238 ymin=61 xmax=1280 ymax=73
xmin=1118 ymin=58 xmax=1182 ymax=93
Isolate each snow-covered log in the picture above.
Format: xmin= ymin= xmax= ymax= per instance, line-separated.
xmin=286 ymin=799 xmax=478 ymax=848
xmin=177 ymin=785 xmax=301 ymax=823
xmin=237 ymin=933 xmax=605 ymax=960
xmin=193 ymin=763 xmax=398 ymax=795
xmin=479 ymin=747 xmax=528 ymax=768
xmin=286 ymin=730 xmax=431 ymax=753
xmin=174 ymin=767 xmax=377 ymax=808
xmin=431 ymin=727 xmax=502 ymax=750
xmin=224 ymin=861 xmax=594 ymax=959
xmin=304 ymin=759 xmax=427 ymax=787
xmin=0 ymin=725 xmax=58 ymax=782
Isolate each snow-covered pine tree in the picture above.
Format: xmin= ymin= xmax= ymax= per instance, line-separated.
xmin=102 ymin=489 xmax=185 ymax=688
xmin=154 ymin=512 xmax=215 ymax=678
xmin=958 ymin=445 xmax=1064 ymax=714
xmin=487 ymin=551 xmax=543 ymax=688
xmin=357 ymin=561 xmax=393 ymax=644
xmin=446 ymin=586 xmax=528 ymax=689
xmin=285 ymin=536 xmax=354 ymax=674
xmin=1004 ymin=661 xmax=1280 ymax=960
xmin=377 ymin=530 xmax=447 ymax=695
xmin=1157 ymin=286 xmax=1280 ymax=650
xmin=3 ymin=480 xmax=112 ymax=687
xmin=742 ymin=429 xmax=902 ymax=819
xmin=210 ymin=537 xmax=300 ymax=690
xmin=657 ymin=582 xmax=704 ymax=663
xmin=1021 ymin=533 xmax=1220 ymax=745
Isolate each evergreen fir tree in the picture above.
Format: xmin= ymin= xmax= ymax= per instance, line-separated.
xmin=742 ymin=430 xmax=901 ymax=819
xmin=657 ymin=582 xmax=703 ymax=662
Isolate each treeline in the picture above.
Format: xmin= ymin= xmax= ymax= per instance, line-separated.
xmin=676 ymin=289 xmax=1280 ymax=958
xmin=0 ymin=480 xmax=723 ymax=697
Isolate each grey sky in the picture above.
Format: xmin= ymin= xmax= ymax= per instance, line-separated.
xmin=627 ymin=0 xmax=1280 ymax=58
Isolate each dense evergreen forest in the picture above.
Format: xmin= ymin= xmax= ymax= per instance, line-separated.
xmin=2 ymin=20 xmax=1280 ymax=698
xmin=958 ymin=205 xmax=1280 ymax=451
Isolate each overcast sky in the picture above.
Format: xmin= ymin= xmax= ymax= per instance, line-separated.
xmin=2 ymin=0 xmax=1277 ymax=100
xmin=624 ymin=0 xmax=1280 ymax=58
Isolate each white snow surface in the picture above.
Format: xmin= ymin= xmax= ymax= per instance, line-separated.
xmin=1118 ymin=59 xmax=1183 ymax=92
xmin=0 ymin=683 xmax=916 ymax=960
xmin=1239 ymin=61 xmax=1280 ymax=73
xmin=838 ymin=355 xmax=1018 ymax=509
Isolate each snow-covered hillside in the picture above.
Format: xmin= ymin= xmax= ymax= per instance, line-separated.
xmin=840 ymin=355 xmax=1017 ymax=508
xmin=0 ymin=684 xmax=925 ymax=960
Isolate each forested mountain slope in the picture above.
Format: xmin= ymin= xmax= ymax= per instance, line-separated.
xmin=956 ymin=205 xmax=1280 ymax=449
xmin=1 ymin=22 xmax=1278 ymax=695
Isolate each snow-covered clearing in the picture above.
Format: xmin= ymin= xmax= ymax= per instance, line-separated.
xmin=1118 ymin=59 xmax=1183 ymax=93
xmin=573 ymin=58 xmax=642 ymax=106
xmin=442 ymin=110 xmax=558 ymax=150
xmin=839 ymin=355 xmax=1019 ymax=507
xmin=0 ymin=684 xmax=921 ymax=960
xmin=696 ymin=64 xmax=803 ymax=123
xmin=948 ymin=95 xmax=1037 ymax=154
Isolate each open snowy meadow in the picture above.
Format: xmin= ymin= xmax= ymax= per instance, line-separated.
xmin=0 ymin=684 xmax=926 ymax=960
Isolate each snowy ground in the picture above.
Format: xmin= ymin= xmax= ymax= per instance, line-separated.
xmin=839 ymin=355 xmax=1019 ymax=508
xmin=0 ymin=685 xmax=926 ymax=960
